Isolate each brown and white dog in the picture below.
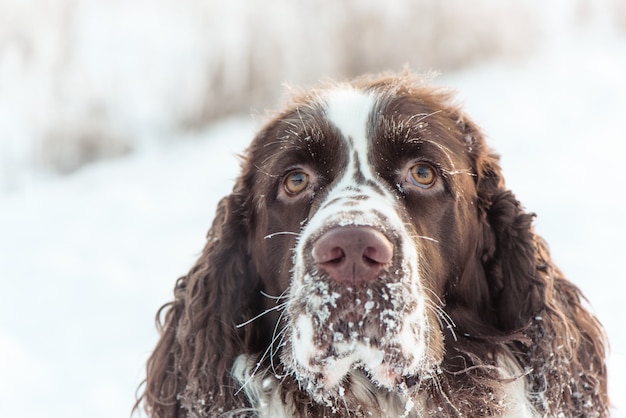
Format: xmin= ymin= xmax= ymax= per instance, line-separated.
xmin=139 ymin=74 xmax=608 ymax=417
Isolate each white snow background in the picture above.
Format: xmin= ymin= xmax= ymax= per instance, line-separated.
xmin=1 ymin=1 xmax=625 ymax=417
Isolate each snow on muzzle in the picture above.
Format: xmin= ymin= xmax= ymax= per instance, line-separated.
xmin=282 ymin=202 xmax=440 ymax=398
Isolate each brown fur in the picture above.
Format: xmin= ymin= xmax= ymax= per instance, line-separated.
xmin=136 ymin=73 xmax=608 ymax=417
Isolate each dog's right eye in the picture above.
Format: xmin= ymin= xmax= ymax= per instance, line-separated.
xmin=283 ymin=171 xmax=310 ymax=195
xmin=407 ymin=162 xmax=437 ymax=189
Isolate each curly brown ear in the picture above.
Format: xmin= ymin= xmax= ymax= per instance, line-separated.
xmin=459 ymin=119 xmax=546 ymax=332
xmin=476 ymin=152 xmax=609 ymax=415
xmin=137 ymin=185 xmax=262 ymax=417
xmin=481 ymin=188 xmax=546 ymax=331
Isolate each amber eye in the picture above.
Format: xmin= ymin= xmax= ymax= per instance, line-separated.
xmin=283 ymin=171 xmax=310 ymax=195
xmin=408 ymin=163 xmax=436 ymax=188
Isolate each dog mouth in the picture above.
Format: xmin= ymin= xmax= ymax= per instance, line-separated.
xmin=282 ymin=277 xmax=436 ymax=400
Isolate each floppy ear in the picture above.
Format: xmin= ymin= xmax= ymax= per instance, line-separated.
xmin=473 ymin=138 xmax=609 ymax=414
xmin=446 ymin=114 xmax=545 ymax=332
xmin=470 ymin=143 xmax=546 ymax=332
xmin=450 ymin=120 xmax=545 ymax=332
xmin=138 ymin=181 xmax=263 ymax=417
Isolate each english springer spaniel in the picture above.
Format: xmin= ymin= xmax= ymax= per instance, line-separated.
xmin=139 ymin=74 xmax=608 ymax=417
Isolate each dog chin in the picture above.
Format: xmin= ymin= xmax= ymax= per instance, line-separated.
xmin=286 ymin=314 xmax=434 ymax=401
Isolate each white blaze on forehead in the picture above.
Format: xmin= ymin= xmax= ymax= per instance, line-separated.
xmin=294 ymin=86 xmax=406 ymax=239
xmin=310 ymin=87 xmax=401 ymax=232
xmin=325 ymin=88 xmax=377 ymax=179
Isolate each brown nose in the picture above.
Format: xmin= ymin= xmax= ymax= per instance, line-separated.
xmin=312 ymin=226 xmax=394 ymax=284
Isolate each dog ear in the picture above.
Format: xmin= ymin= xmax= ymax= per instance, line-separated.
xmin=138 ymin=180 xmax=263 ymax=417
xmin=477 ymin=151 xmax=609 ymax=415
xmin=480 ymin=184 xmax=546 ymax=331
xmin=469 ymin=128 xmax=609 ymax=413
xmin=466 ymin=131 xmax=546 ymax=332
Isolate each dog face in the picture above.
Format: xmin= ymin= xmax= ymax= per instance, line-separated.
xmin=245 ymin=84 xmax=484 ymax=400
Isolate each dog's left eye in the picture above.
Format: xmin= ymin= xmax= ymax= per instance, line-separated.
xmin=284 ymin=171 xmax=310 ymax=195
xmin=408 ymin=163 xmax=436 ymax=188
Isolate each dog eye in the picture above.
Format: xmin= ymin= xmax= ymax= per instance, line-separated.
xmin=284 ymin=171 xmax=310 ymax=195
xmin=408 ymin=163 xmax=436 ymax=188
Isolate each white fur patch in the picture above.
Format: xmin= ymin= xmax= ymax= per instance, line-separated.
xmin=292 ymin=315 xmax=314 ymax=367
xmin=498 ymin=355 xmax=540 ymax=418
xmin=324 ymin=87 xmax=376 ymax=180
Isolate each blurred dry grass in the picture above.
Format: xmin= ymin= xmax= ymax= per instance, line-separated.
xmin=185 ymin=0 xmax=542 ymax=124
xmin=0 ymin=0 xmax=623 ymax=186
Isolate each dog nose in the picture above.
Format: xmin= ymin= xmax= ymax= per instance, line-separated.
xmin=312 ymin=226 xmax=394 ymax=284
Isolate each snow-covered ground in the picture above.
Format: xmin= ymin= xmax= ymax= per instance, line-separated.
xmin=1 ymin=15 xmax=626 ymax=418
xmin=0 ymin=119 xmax=254 ymax=417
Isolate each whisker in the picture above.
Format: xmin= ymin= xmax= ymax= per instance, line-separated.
xmin=234 ymin=312 xmax=288 ymax=396
xmin=438 ymin=307 xmax=455 ymax=329
xmin=445 ymin=169 xmax=476 ymax=177
xmin=238 ymin=327 xmax=288 ymax=394
xmin=421 ymin=138 xmax=456 ymax=169
xmin=264 ymin=231 xmax=300 ymax=240
xmin=254 ymin=164 xmax=280 ymax=178
xmin=406 ymin=229 xmax=440 ymax=244
xmin=430 ymin=303 xmax=458 ymax=342
xmin=415 ymin=235 xmax=439 ymax=244
xmin=236 ymin=302 xmax=287 ymax=328
xmin=406 ymin=110 xmax=443 ymax=126
xmin=431 ymin=303 xmax=455 ymax=330
xmin=269 ymin=311 xmax=289 ymax=375
xmin=424 ymin=287 xmax=446 ymax=307
xmin=260 ymin=289 xmax=289 ymax=301
xmin=424 ymin=288 xmax=457 ymax=341
xmin=238 ymin=288 xmax=290 ymax=377
xmin=442 ymin=363 xmax=501 ymax=376
xmin=234 ymin=359 xmax=267 ymax=397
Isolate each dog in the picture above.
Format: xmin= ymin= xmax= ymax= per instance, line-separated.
xmin=138 ymin=73 xmax=608 ymax=417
